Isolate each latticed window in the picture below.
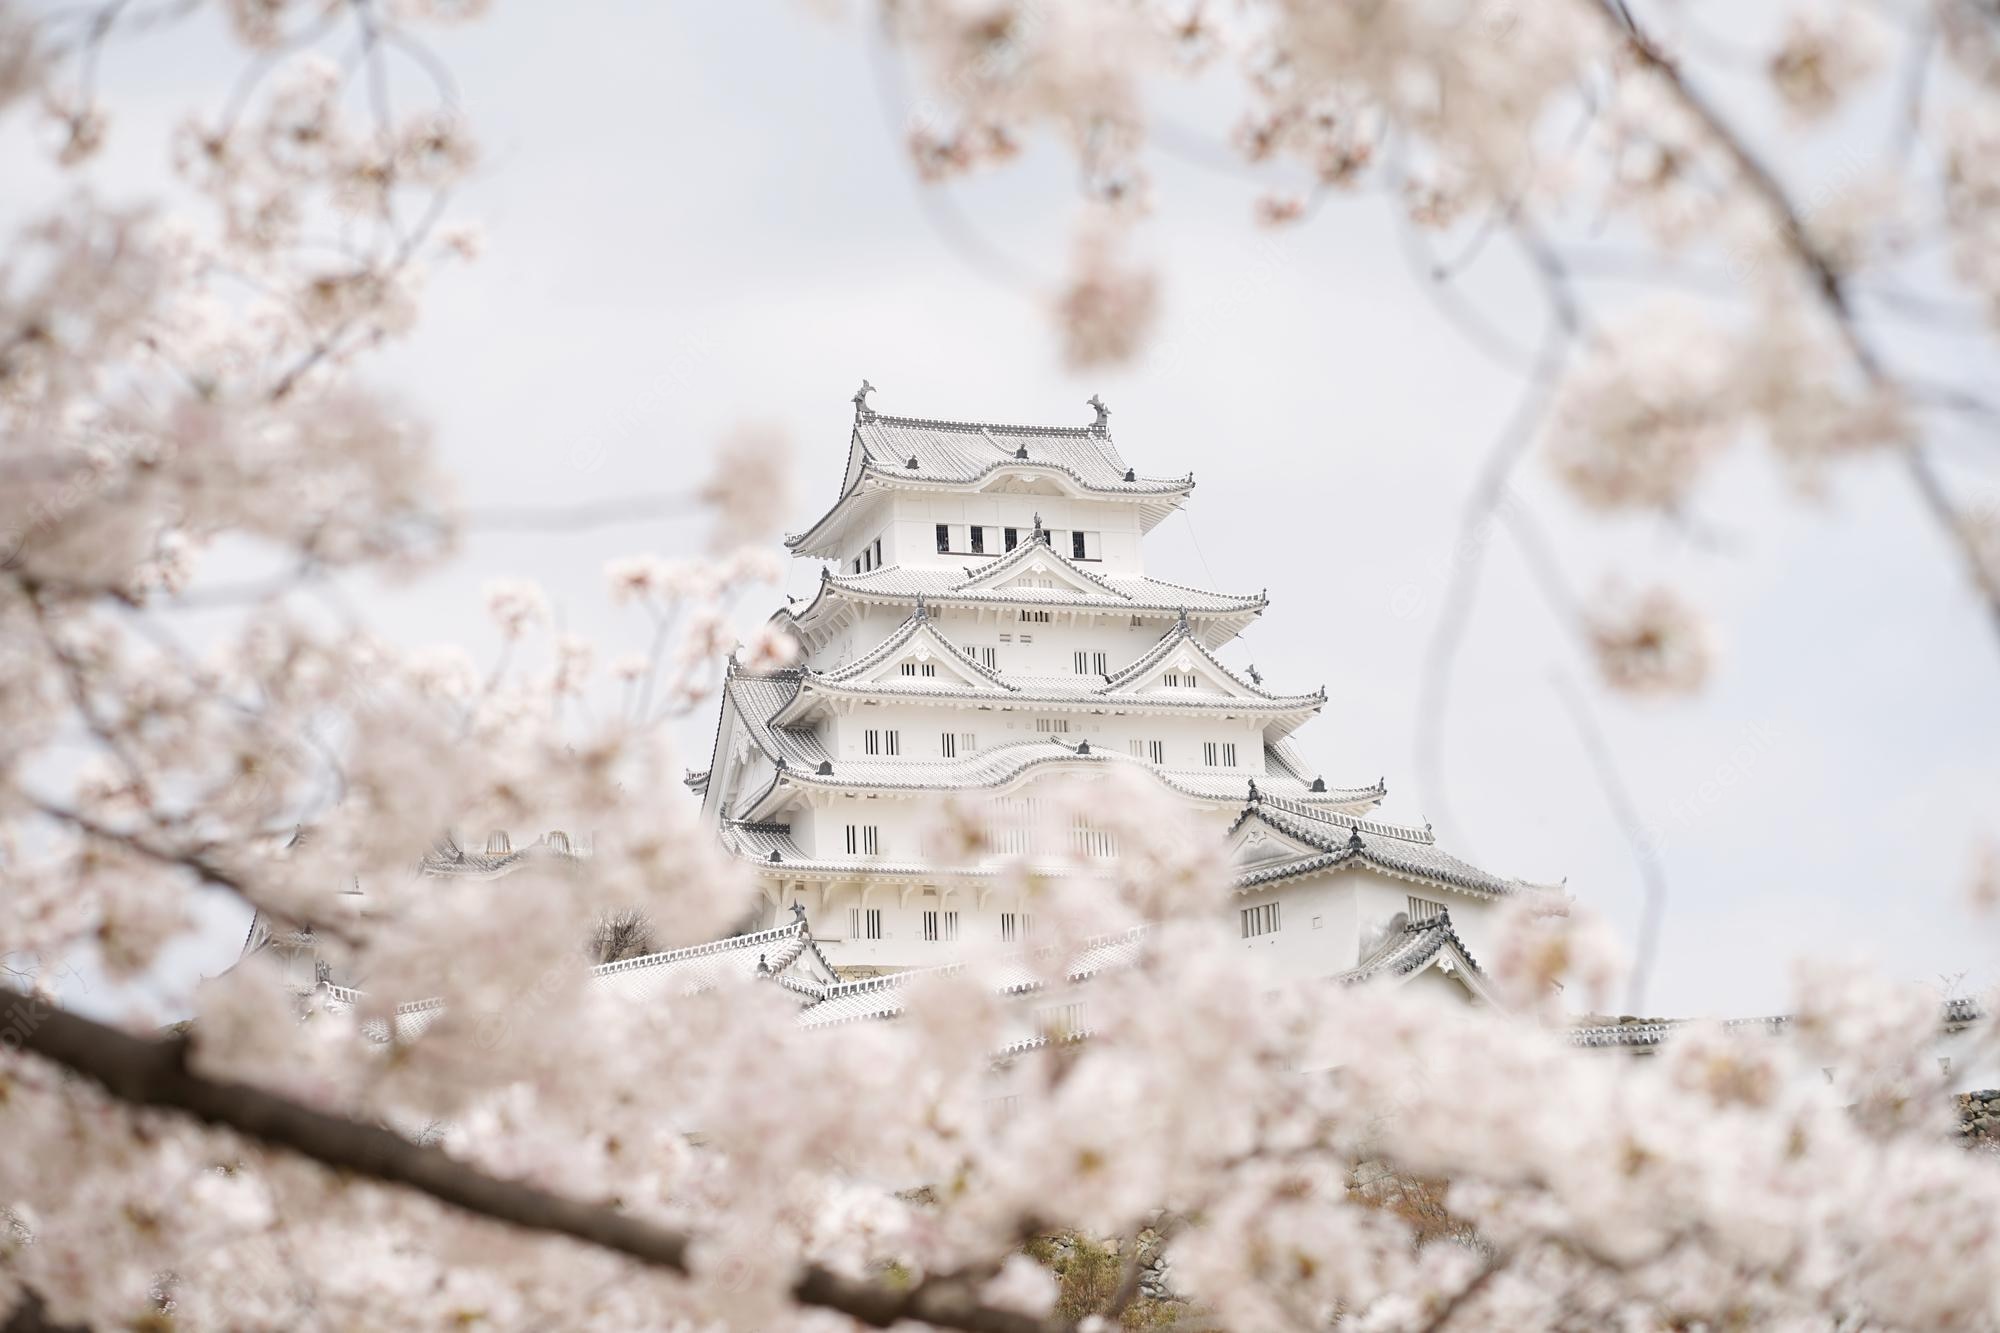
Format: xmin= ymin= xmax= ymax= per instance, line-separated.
xmin=849 ymin=907 xmax=882 ymax=939
xmin=1035 ymin=718 xmax=1069 ymax=734
xmin=940 ymin=731 xmax=975 ymax=758
xmin=1000 ymin=911 xmax=1034 ymax=943
xmin=1203 ymin=741 xmax=1237 ymax=767
xmin=1127 ymin=738 xmax=1165 ymax=763
xmin=1037 ymin=1000 xmax=1086 ymax=1037
xmin=935 ymin=524 xmax=949 ymax=553
xmin=1164 ymin=672 xmax=1197 ymax=688
xmin=1019 ymin=609 xmax=1051 ymax=623
xmin=1003 ymin=527 xmax=1019 ymax=551
xmin=1241 ymin=902 xmax=1281 ymax=938
xmin=986 ymin=797 xmax=1040 ymax=856
xmin=898 ymin=661 xmax=937 ymax=677
xmin=922 ymin=910 xmax=959 ymax=942
xmin=1407 ymin=896 xmax=1446 ymax=923
xmin=1071 ymin=816 xmax=1116 ymax=858
xmin=844 ymin=824 xmax=880 ymax=855
xmin=864 ymin=728 xmax=900 ymax=756
xmin=970 ymin=526 xmax=985 ymax=554
xmin=976 ymin=646 xmax=998 ymax=669
xmin=1073 ymin=651 xmax=1108 ymax=675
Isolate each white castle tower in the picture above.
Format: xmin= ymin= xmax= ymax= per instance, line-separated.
xmin=692 ymin=385 xmax=1538 ymax=996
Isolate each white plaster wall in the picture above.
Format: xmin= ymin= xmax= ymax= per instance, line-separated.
xmin=1228 ymin=866 xmax=1501 ymax=984
xmin=861 ymin=491 xmax=1148 ymax=575
xmin=1233 ymin=875 xmax=1360 ymax=979
xmin=780 ymin=880 xmax=1039 ymax=968
xmin=823 ymin=703 xmax=1266 ymax=772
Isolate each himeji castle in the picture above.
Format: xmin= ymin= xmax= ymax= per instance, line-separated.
xmin=684 ymin=384 xmax=1546 ymax=998
xmin=238 ymin=384 xmax=1992 ymax=1069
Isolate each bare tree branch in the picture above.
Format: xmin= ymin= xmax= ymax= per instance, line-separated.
xmin=0 ymin=992 xmax=1060 ymax=1333
xmin=1595 ymin=0 xmax=2000 ymax=647
xmin=1546 ymin=667 xmax=1670 ymax=1015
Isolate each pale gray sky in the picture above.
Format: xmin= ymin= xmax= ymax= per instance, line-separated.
xmin=14 ymin=2 xmax=2000 ymax=1019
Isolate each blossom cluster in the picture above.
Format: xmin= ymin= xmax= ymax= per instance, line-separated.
xmin=1 ymin=5 xmax=1997 ymax=1332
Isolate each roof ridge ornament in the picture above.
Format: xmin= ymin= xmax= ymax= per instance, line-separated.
xmin=1247 ymin=778 xmax=1260 ymax=802
xmin=1088 ymin=393 xmax=1110 ymax=432
xmin=1348 ymin=824 xmax=1365 ymax=850
xmin=914 ymin=594 xmax=929 ymax=622
xmin=852 ymin=379 xmax=876 ymax=421
xmin=1032 ymin=512 xmax=1045 ymax=542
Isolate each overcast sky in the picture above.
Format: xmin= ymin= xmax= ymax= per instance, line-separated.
xmin=15 ymin=2 xmax=2000 ymax=1020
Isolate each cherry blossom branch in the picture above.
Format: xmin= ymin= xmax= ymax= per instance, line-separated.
xmin=0 ymin=1290 xmax=88 ymax=1333
xmin=1593 ymin=0 xmax=2000 ymax=646
xmin=1416 ymin=1255 xmax=1506 ymax=1332
xmin=1413 ymin=270 xmax=1574 ymax=843
xmin=24 ymin=799 xmax=353 ymax=946
xmin=0 ymin=992 xmax=1060 ymax=1333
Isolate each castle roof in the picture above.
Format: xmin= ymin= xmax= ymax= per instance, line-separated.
xmin=321 ymin=917 xmax=842 ymax=1043
xmin=733 ymin=735 xmax=1382 ymax=824
xmin=1228 ymin=797 xmax=1537 ymax=900
xmin=778 ymin=543 xmax=1266 ymax=652
xmin=1341 ymin=912 xmax=1494 ymax=997
xmin=1568 ymin=996 xmax=1988 ymax=1050
xmin=769 ymin=610 xmax=1325 ymax=729
xmin=718 ymin=660 xmax=1382 ymax=823
xmin=787 ymin=397 xmax=1193 ymax=556
xmin=787 ymin=915 xmax=1498 ymax=1032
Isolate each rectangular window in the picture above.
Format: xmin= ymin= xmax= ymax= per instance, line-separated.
xmin=1203 ymin=741 xmax=1238 ymax=767
xmin=844 ymin=824 xmax=881 ymax=856
xmin=849 ymin=907 xmax=883 ymax=939
xmin=1127 ymin=738 xmax=1165 ymax=763
xmin=872 ymin=537 xmax=882 ymax=567
xmin=922 ymin=910 xmax=960 ymax=942
xmin=1072 ymin=530 xmax=1087 ymax=559
xmin=1072 ymin=816 xmax=1116 ymax=858
xmin=1001 ymin=911 xmax=1035 ymax=943
xmin=935 ymin=523 xmax=950 ymax=554
xmin=1018 ymin=633 xmax=1034 ymax=644
xmin=1407 ymin=896 xmax=1446 ymax=923
xmin=863 ymin=729 xmax=900 ymax=756
xmin=1037 ymin=1000 xmax=1086 ymax=1037
xmin=1035 ymin=718 xmax=1070 ymax=734
xmin=1004 ymin=527 xmax=1019 ymax=551
xmin=970 ymin=526 xmax=986 ymax=554
xmin=998 ymin=633 xmax=1013 ymax=643
xmin=1072 ymin=651 xmax=1108 ymax=675
xmin=1241 ymin=902 xmax=1281 ymax=938
xmin=940 ymin=731 xmax=976 ymax=758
